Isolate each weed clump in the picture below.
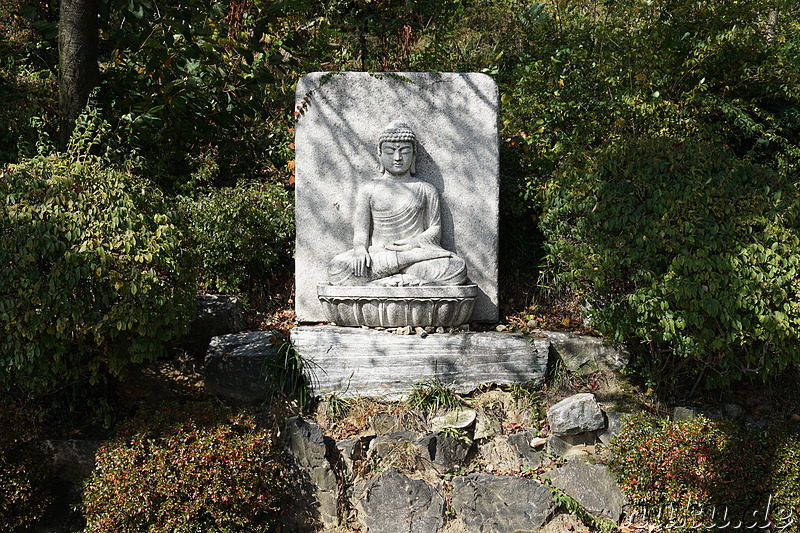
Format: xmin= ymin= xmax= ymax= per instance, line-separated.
xmin=407 ymin=378 xmax=467 ymax=412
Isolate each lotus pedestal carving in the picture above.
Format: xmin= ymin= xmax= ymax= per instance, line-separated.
xmin=317 ymin=284 xmax=478 ymax=328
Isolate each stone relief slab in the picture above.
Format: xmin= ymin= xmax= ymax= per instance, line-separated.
xmin=295 ymin=72 xmax=499 ymax=323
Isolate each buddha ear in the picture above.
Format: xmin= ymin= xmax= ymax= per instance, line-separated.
xmin=377 ymin=145 xmax=385 ymax=173
xmin=410 ymin=147 xmax=416 ymax=175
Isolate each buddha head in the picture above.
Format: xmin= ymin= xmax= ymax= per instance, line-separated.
xmin=377 ymin=120 xmax=417 ymax=176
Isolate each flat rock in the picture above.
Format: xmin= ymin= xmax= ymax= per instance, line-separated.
xmin=547 ymin=458 xmax=627 ymax=522
xmin=478 ymin=431 xmax=544 ymax=472
xmin=673 ymin=406 xmax=701 ymax=422
xmin=507 ymin=429 xmax=543 ymax=466
xmin=473 ymin=409 xmax=502 ymax=440
xmin=598 ymin=411 xmax=627 ymax=446
xmin=478 ymin=436 xmax=522 ymax=472
xmin=430 ymin=409 xmax=477 ymax=431
xmin=204 ymin=331 xmax=281 ymax=402
xmin=451 ymin=473 xmax=555 ymax=532
xmin=542 ymin=331 xmax=629 ymax=373
xmin=547 ymin=431 xmax=597 ymax=458
xmin=356 ymin=468 xmax=445 ymax=533
xmin=292 ymin=326 xmax=548 ymax=399
xmin=336 ymin=437 xmax=368 ymax=478
xmin=547 ymin=393 xmax=605 ymax=436
xmin=721 ymin=403 xmax=746 ymax=425
xmin=368 ymin=431 xmax=422 ymax=462
xmin=370 ymin=411 xmax=427 ymax=435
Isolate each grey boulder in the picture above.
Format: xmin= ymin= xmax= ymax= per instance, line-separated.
xmin=547 ymin=393 xmax=605 ymax=436
xmin=179 ymin=294 xmax=246 ymax=354
xmin=543 ymin=331 xmax=629 ymax=373
xmin=548 ymin=458 xmax=627 ymax=522
xmin=286 ymin=416 xmax=339 ymax=529
xmin=451 ymin=473 xmax=555 ymax=532
xmin=356 ymin=468 xmax=445 ymax=533
xmin=204 ymin=330 xmax=282 ymax=402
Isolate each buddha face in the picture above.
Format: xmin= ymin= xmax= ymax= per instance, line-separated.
xmin=379 ymin=141 xmax=415 ymax=176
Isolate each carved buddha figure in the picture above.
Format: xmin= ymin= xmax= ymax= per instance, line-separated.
xmin=327 ymin=120 xmax=468 ymax=287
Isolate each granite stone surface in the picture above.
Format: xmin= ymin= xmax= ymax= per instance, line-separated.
xmin=542 ymin=331 xmax=630 ymax=373
xmin=291 ymin=326 xmax=548 ymax=399
xmin=548 ymin=458 xmax=628 ymax=522
xmin=295 ymin=72 xmax=499 ymax=323
xmin=451 ymin=473 xmax=555 ymax=532
xmin=355 ymin=468 xmax=444 ymax=533
xmin=547 ymin=393 xmax=606 ymax=436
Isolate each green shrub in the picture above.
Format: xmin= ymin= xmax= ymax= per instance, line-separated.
xmin=0 ymin=401 xmax=51 ymax=530
xmin=0 ymin=155 xmax=196 ymax=395
xmin=608 ymin=415 xmax=799 ymax=530
xmin=767 ymin=429 xmax=800 ymax=523
xmin=0 ymin=67 xmax=57 ymax=166
xmin=95 ymin=0 xmax=296 ymax=191
xmin=181 ymin=182 xmax=293 ymax=302
xmin=82 ymin=401 xmax=289 ymax=532
xmin=541 ymin=137 xmax=800 ymax=387
xmin=0 ymin=2 xmax=59 ymax=166
xmin=503 ymin=0 xmax=800 ymax=204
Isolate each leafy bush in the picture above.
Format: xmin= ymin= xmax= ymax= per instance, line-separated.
xmin=0 ymin=155 xmax=196 ymax=395
xmin=495 ymin=0 xmax=800 ymax=299
xmin=608 ymin=415 xmax=799 ymax=530
xmin=181 ymin=182 xmax=293 ymax=303
xmin=0 ymin=65 xmax=57 ymax=165
xmin=82 ymin=401 xmax=289 ymax=532
xmin=93 ymin=0 xmax=303 ymax=191
xmin=0 ymin=400 xmax=51 ymax=530
xmin=503 ymin=0 xmax=800 ymax=200
xmin=767 ymin=429 xmax=800 ymax=521
xmin=541 ymin=137 xmax=800 ymax=387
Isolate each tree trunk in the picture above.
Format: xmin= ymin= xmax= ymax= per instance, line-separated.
xmin=58 ymin=0 xmax=99 ymax=150
xmin=766 ymin=9 xmax=779 ymax=43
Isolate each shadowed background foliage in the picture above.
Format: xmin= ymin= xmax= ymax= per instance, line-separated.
xmin=1 ymin=0 xmax=799 ymax=411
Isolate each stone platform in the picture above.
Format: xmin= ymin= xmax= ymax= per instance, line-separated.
xmin=291 ymin=326 xmax=549 ymax=399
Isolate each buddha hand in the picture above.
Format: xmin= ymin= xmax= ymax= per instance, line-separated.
xmin=352 ymin=247 xmax=372 ymax=277
xmin=384 ymin=237 xmax=419 ymax=252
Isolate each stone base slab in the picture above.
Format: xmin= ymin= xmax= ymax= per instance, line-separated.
xmin=291 ymin=326 xmax=548 ymax=399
